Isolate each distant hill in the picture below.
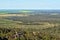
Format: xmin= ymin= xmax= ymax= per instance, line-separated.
xmin=0 ymin=9 xmax=60 ymax=15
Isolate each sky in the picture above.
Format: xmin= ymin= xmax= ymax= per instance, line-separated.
xmin=0 ymin=0 xmax=60 ymax=9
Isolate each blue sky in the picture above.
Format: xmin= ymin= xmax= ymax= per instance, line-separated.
xmin=0 ymin=0 xmax=60 ymax=9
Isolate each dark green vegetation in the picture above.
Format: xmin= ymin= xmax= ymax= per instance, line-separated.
xmin=0 ymin=10 xmax=60 ymax=40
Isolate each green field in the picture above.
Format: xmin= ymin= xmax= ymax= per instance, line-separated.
xmin=0 ymin=14 xmax=60 ymax=40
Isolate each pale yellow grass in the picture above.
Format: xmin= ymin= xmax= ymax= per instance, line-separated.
xmin=0 ymin=14 xmax=29 ymax=17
